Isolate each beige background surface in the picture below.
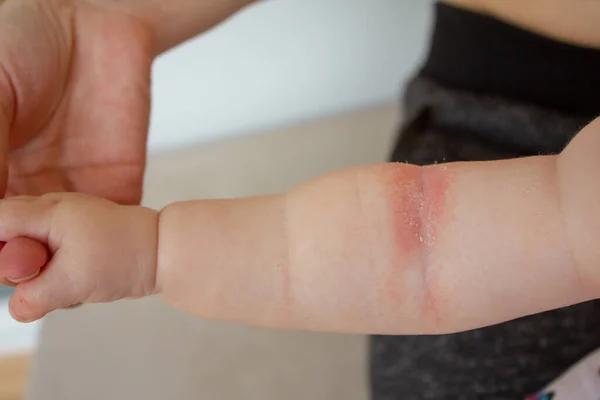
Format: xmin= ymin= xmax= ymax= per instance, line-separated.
xmin=26 ymin=103 xmax=400 ymax=400
xmin=0 ymin=355 xmax=29 ymax=400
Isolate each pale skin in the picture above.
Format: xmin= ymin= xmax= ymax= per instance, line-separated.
xmin=0 ymin=0 xmax=600 ymax=334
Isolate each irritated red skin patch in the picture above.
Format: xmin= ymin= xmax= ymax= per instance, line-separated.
xmin=380 ymin=163 xmax=451 ymax=318
xmin=386 ymin=163 xmax=450 ymax=255
xmin=386 ymin=164 xmax=422 ymax=255
xmin=420 ymin=165 xmax=451 ymax=249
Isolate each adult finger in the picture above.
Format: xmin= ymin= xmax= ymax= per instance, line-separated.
xmin=0 ymin=236 xmax=48 ymax=283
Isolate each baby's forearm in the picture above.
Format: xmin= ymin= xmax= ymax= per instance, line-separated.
xmin=156 ymin=194 xmax=289 ymax=327
xmin=155 ymin=155 xmax=593 ymax=334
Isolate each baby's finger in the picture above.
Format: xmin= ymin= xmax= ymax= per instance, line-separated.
xmin=0 ymin=237 xmax=48 ymax=283
xmin=0 ymin=196 xmax=54 ymax=243
xmin=8 ymin=257 xmax=81 ymax=322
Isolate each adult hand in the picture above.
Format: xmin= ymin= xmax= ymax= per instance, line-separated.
xmin=0 ymin=0 xmax=153 ymax=204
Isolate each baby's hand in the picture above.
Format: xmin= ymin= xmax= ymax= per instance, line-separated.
xmin=0 ymin=194 xmax=158 ymax=322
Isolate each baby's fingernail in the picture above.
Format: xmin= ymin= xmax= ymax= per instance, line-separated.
xmin=7 ymin=269 xmax=40 ymax=284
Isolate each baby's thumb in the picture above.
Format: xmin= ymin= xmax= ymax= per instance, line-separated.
xmin=9 ymin=260 xmax=82 ymax=322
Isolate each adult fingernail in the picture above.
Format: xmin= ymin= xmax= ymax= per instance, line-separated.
xmin=7 ymin=269 xmax=40 ymax=284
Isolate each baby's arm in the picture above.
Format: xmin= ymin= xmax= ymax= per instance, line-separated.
xmin=156 ymin=119 xmax=599 ymax=334
xmin=156 ymin=154 xmax=588 ymax=334
xmin=2 ymin=120 xmax=599 ymax=333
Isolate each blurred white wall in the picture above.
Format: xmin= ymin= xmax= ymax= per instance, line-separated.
xmin=148 ymin=0 xmax=434 ymax=152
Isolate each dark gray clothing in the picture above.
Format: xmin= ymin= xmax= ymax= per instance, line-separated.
xmin=373 ymin=75 xmax=596 ymax=399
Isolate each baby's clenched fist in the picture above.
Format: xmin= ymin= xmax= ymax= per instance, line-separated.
xmin=0 ymin=193 xmax=158 ymax=322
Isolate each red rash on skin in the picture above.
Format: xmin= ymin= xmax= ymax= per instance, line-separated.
xmin=386 ymin=163 xmax=451 ymax=256
xmin=420 ymin=165 xmax=451 ymax=249
xmin=381 ymin=163 xmax=451 ymax=315
xmin=387 ymin=164 xmax=422 ymax=255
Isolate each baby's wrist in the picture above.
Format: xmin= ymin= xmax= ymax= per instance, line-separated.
xmin=125 ymin=205 xmax=162 ymax=298
xmin=152 ymin=202 xmax=178 ymax=298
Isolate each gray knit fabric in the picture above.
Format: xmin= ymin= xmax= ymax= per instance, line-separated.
xmin=371 ymin=76 xmax=598 ymax=399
